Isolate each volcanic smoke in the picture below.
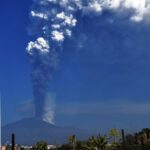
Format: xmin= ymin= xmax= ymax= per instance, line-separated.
xmin=26 ymin=0 xmax=150 ymax=124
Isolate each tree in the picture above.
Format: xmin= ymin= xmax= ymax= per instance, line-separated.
xmin=142 ymin=128 xmax=150 ymax=140
xmin=57 ymin=144 xmax=71 ymax=150
xmin=36 ymin=140 xmax=48 ymax=150
xmin=69 ymin=135 xmax=76 ymax=150
xmin=82 ymin=134 xmax=108 ymax=150
xmin=109 ymin=128 xmax=121 ymax=143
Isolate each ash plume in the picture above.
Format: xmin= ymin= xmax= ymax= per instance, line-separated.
xmin=42 ymin=93 xmax=55 ymax=124
xmin=26 ymin=0 xmax=150 ymax=124
xmin=26 ymin=0 xmax=77 ymax=123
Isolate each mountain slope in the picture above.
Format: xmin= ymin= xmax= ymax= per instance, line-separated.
xmin=2 ymin=117 xmax=90 ymax=145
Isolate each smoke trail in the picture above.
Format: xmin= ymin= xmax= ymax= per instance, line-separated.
xmin=26 ymin=0 xmax=78 ymax=123
xmin=26 ymin=0 xmax=150 ymax=123
xmin=42 ymin=93 xmax=55 ymax=124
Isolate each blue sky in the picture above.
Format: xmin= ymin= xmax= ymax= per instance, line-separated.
xmin=1 ymin=0 xmax=150 ymax=132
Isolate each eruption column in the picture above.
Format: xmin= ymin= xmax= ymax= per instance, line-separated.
xmin=26 ymin=0 xmax=150 ymax=123
xmin=26 ymin=0 xmax=77 ymax=123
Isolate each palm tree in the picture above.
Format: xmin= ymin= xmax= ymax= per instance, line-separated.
xmin=68 ymin=135 xmax=76 ymax=150
xmin=82 ymin=134 xmax=108 ymax=150
xmin=109 ymin=128 xmax=121 ymax=143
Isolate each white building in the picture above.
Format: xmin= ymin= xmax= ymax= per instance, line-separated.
xmin=47 ymin=145 xmax=57 ymax=149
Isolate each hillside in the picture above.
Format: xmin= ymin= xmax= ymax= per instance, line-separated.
xmin=2 ymin=117 xmax=90 ymax=145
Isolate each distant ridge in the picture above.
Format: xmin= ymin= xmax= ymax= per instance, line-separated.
xmin=2 ymin=117 xmax=91 ymax=145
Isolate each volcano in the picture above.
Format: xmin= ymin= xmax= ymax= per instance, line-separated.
xmin=2 ymin=117 xmax=91 ymax=145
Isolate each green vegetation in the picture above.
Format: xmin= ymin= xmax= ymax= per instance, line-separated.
xmin=109 ymin=128 xmax=121 ymax=143
xmin=32 ymin=140 xmax=48 ymax=150
xmin=56 ymin=128 xmax=150 ymax=150
xmin=30 ymin=128 xmax=150 ymax=150
xmin=81 ymin=134 xmax=108 ymax=150
xmin=68 ymin=134 xmax=76 ymax=150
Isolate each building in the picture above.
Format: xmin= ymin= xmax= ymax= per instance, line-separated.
xmin=20 ymin=145 xmax=32 ymax=150
xmin=2 ymin=145 xmax=21 ymax=150
xmin=47 ymin=145 xmax=57 ymax=149
xmin=1 ymin=145 xmax=6 ymax=150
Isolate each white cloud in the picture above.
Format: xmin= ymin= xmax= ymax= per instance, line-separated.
xmin=83 ymin=1 xmax=102 ymax=15
xmin=104 ymin=0 xmax=121 ymax=9
xmin=65 ymin=29 xmax=72 ymax=37
xmin=122 ymin=0 xmax=145 ymax=22
xmin=56 ymin=12 xmax=77 ymax=27
xmin=51 ymin=24 xmax=61 ymax=29
xmin=63 ymin=15 xmax=77 ymax=26
xmin=58 ymin=0 xmax=69 ymax=7
xmin=123 ymin=0 xmax=145 ymax=10
xmin=26 ymin=37 xmax=50 ymax=55
xmin=29 ymin=0 xmax=150 ymax=56
xmin=90 ymin=1 xmax=102 ymax=12
xmin=47 ymin=0 xmax=57 ymax=2
xmin=31 ymin=11 xmax=48 ymax=20
xmin=51 ymin=30 xmax=64 ymax=42
xmin=56 ymin=11 xmax=66 ymax=19
xmin=81 ymin=0 xmax=150 ymax=22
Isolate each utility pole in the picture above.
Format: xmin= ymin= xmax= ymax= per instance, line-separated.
xmin=121 ymin=129 xmax=125 ymax=150
xmin=11 ymin=133 xmax=15 ymax=150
